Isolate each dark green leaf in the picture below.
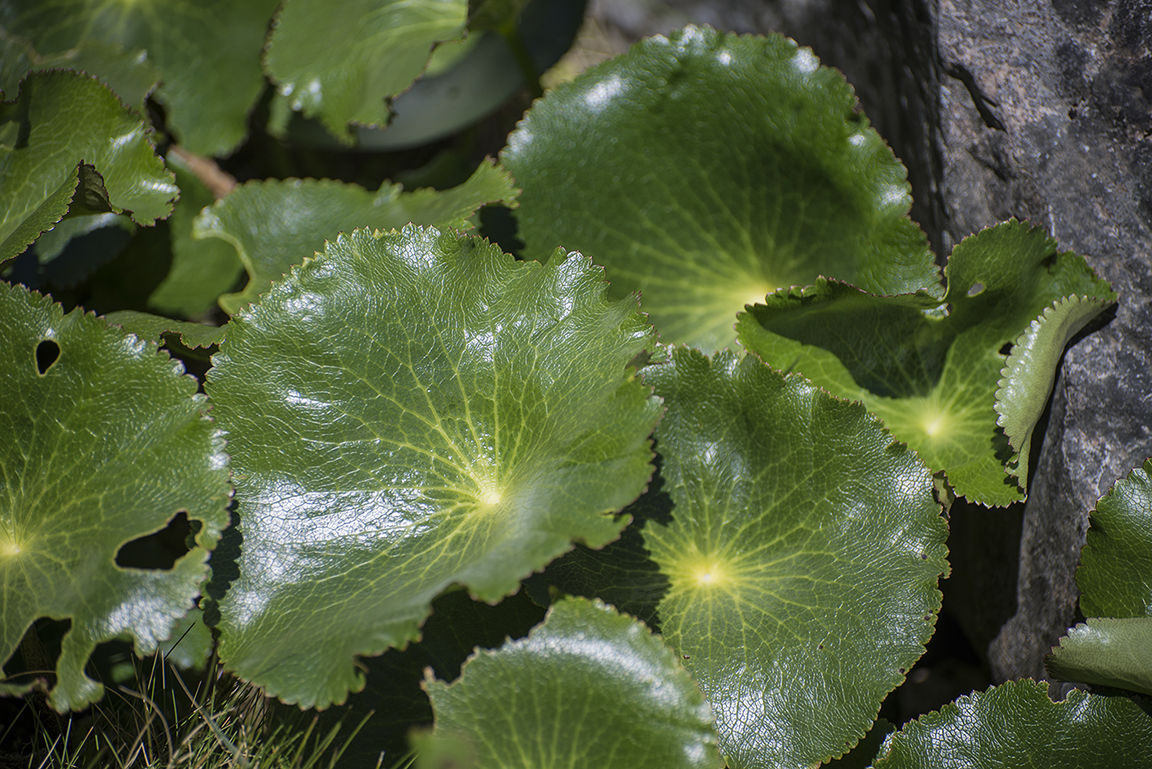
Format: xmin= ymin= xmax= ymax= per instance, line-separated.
xmin=1078 ymin=459 xmax=1152 ymax=618
xmin=1047 ymin=618 xmax=1152 ymax=696
xmin=101 ymin=310 xmax=225 ymax=349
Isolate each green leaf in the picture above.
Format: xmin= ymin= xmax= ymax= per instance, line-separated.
xmin=0 ymin=283 xmax=230 ymax=712
xmin=157 ymin=607 xmax=213 ymax=672
xmin=1 ymin=0 xmax=278 ymax=156
xmin=641 ymin=347 xmax=948 ymax=769
xmin=1046 ymin=618 xmax=1152 ymax=696
xmin=264 ymin=0 xmax=468 ymax=143
xmin=101 ymin=310 xmax=225 ymax=350
xmin=419 ymin=598 xmax=722 ymax=769
xmin=32 ymin=213 xmax=136 ymax=289
xmin=193 ymin=159 xmax=518 ymax=314
xmin=1078 ymin=459 xmax=1152 ymax=618
xmin=737 ymin=220 xmax=1115 ymax=506
xmin=0 ymin=71 xmax=176 ymax=265
xmin=148 ymin=151 xmax=245 ymax=317
xmin=0 ymin=30 xmax=160 ymax=113
xmin=873 ymin=680 xmax=1152 ymax=768
xmin=207 ymin=226 xmax=661 ymax=708
xmin=502 ymin=25 xmax=938 ymax=352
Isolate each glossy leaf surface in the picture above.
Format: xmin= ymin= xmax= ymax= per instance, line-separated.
xmin=1047 ymin=618 xmax=1152 ymax=695
xmin=503 ymin=25 xmax=937 ymax=352
xmin=420 ymin=598 xmax=721 ymax=769
xmin=641 ymin=348 xmax=948 ymax=769
xmin=207 ymin=227 xmax=661 ymax=708
xmin=738 ymin=220 xmax=1114 ymax=506
xmin=193 ymin=160 xmax=516 ymax=313
xmin=873 ymin=680 xmax=1152 ymax=768
xmin=0 ymin=0 xmax=278 ymax=156
xmin=0 ymin=283 xmax=230 ymax=712
xmin=265 ymin=0 xmax=467 ymax=143
xmin=0 ymin=71 xmax=176 ymax=264
xmin=1078 ymin=459 xmax=1152 ymax=617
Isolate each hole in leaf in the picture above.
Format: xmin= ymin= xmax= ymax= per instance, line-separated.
xmin=999 ymin=342 xmax=1013 ymax=356
xmin=966 ymin=282 xmax=985 ymax=296
xmin=35 ymin=340 xmax=60 ymax=375
xmin=116 ymin=512 xmax=193 ymax=569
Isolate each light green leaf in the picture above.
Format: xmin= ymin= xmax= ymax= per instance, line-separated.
xmin=148 ymin=151 xmax=245 ymax=317
xmin=502 ymin=25 xmax=938 ymax=352
xmin=641 ymin=347 xmax=948 ymax=769
xmin=1046 ymin=618 xmax=1152 ymax=696
xmin=419 ymin=598 xmax=721 ymax=769
xmin=0 ymin=71 xmax=176 ymax=265
xmin=264 ymin=0 xmax=468 ymax=143
xmin=101 ymin=310 xmax=225 ymax=350
xmin=157 ymin=607 xmax=213 ymax=672
xmin=1 ymin=0 xmax=278 ymax=156
xmin=1078 ymin=459 xmax=1152 ymax=618
xmin=193 ymin=159 xmax=517 ymax=314
xmin=873 ymin=680 xmax=1152 ymax=768
xmin=207 ymin=226 xmax=661 ymax=708
xmin=0 ymin=30 xmax=159 ymax=114
xmin=737 ymin=220 xmax=1115 ymax=506
xmin=0 ymin=283 xmax=230 ymax=712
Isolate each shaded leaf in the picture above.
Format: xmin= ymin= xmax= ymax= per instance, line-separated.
xmin=641 ymin=347 xmax=948 ymax=769
xmin=420 ymin=598 xmax=721 ymax=769
xmin=1 ymin=0 xmax=278 ymax=156
xmin=207 ymin=226 xmax=661 ymax=708
xmin=0 ymin=283 xmax=230 ymax=712
xmin=193 ymin=159 xmax=517 ymax=314
xmin=738 ymin=220 xmax=1115 ymax=506
xmin=0 ymin=71 xmax=176 ymax=265
xmin=33 ymin=212 xmax=136 ymax=289
xmin=873 ymin=680 xmax=1152 ymax=768
xmin=102 ymin=310 xmax=225 ymax=349
xmin=502 ymin=25 xmax=938 ymax=352
xmin=1078 ymin=459 xmax=1152 ymax=618
xmin=1046 ymin=618 xmax=1152 ymax=696
xmin=264 ymin=0 xmax=467 ymax=143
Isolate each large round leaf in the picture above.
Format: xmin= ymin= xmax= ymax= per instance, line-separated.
xmin=0 ymin=0 xmax=278 ymax=156
xmin=417 ymin=597 xmax=721 ymax=769
xmin=0 ymin=283 xmax=230 ymax=712
xmin=737 ymin=220 xmax=1115 ymax=505
xmin=638 ymin=347 xmax=948 ymax=769
xmin=873 ymin=680 xmax=1152 ymax=768
xmin=0 ymin=70 xmax=176 ymax=264
xmin=1078 ymin=458 xmax=1152 ymax=618
xmin=207 ymin=226 xmax=661 ymax=708
xmin=502 ymin=25 xmax=937 ymax=352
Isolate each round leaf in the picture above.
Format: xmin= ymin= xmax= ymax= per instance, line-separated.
xmin=419 ymin=598 xmax=721 ymax=769
xmin=0 ymin=283 xmax=230 ymax=712
xmin=641 ymin=348 xmax=948 ymax=769
xmin=207 ymin=226 xmax=661 ymax=708
xmin=264 ymin=0 xmax=467 ymax=143
xmin=0 ymin=71 xmax=176 ymax=264
xmin=502 ymin=25 xmax=937 ymax=352
xmin=873 ymin=680 xmax=1152 ymax=768
xmin=1078 ymin=459 xmax=1152 ymax=618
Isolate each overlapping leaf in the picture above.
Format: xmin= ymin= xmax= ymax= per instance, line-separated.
xmin=738 ymin=220 xmax=1115 ymax=505
xmin=0 ymin=0 xmax=278 ymax=156
xmin=872 ymin=680 xmax=1152 ymax=768
xmin=1047 ymin=618 xmax=1152 ymax=695
xmin=502 ymin=25 xmax=937 ymax=352
xmin=264 ymin=0 xmax=467 ymax=143
xmin=207 ymin=226 xmax=661 ymax=708
xmin=639 ymin=347 xmax=948 ymax=769
xmin=1077 ymin=459 xmax=1152 ymax=618
xmin=0 ymin=283 xmax=230 ymax=712
xmin=0 ymin=70 xmax=176 ymax=265
xmin=193 ymin=160 xmax=517 ymax=314
xmin=418 ymin=598 xmax=721 ymax=769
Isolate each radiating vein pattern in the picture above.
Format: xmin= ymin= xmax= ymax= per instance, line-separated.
xmin=642 ymin=348 xmax=948 ymax=769
xmin=207 ymin=226 xmax=661 ymax=708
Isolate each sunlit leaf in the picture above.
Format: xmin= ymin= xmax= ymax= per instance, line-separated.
xmin=0 ymin=283 xmax=230 ymax=712
xmin=207 ymin=226 xmax=661 ymax=708
xmin=419 ymin=598 xmax=722 ymax=769
xmin=641 ymin=347 xmax=948 ymax=769
xmin=503 ymin=25 xmax=938 ymax=352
